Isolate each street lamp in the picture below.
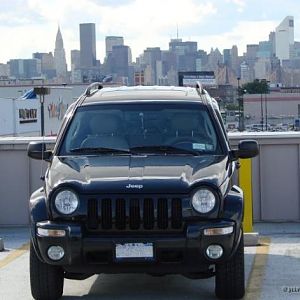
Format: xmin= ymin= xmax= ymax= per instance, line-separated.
xmin=237 ymin=77 xmax=245 ymax=131
xmin=260 ymin=90 xmax=264 ymax=131
xmin=264 ymin=80 xmax=270 ymax=131
xmin=33 ymin=87 xmax=50 ymax=136
xmin=237 ymin=77 xmax=241 ymax=131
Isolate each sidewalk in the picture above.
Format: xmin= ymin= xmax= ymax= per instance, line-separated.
xmin=254 ymin=222 xmax=300 ymax=235
xmin=0 ymin=226 xmax=30 ymax=260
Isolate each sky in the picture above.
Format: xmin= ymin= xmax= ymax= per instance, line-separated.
xmin=0 ymin=0 xmax=300 ymax=66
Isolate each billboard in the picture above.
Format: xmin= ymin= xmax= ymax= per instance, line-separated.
xmin=178 ymin=71 xmax=216 ymax=87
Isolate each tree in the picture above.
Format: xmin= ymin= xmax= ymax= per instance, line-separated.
xmin=242 ymin=79 xmax=269 ymax=94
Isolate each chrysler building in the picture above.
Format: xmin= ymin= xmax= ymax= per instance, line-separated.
xmin=54 ymin=26 xmax=67 ymax=79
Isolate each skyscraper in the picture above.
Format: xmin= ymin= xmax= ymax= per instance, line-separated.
xmin=71 ymin=50 xmax=81 ymax=72
xmin=275 ymin=16 xmax=294 ymax=62
xmin=223 ymin=49 xmax=231 ymax=66
xmin=80 ymin=23 xmax=96 ymax=68
xmin=105 ymin=36 xmax=124 ymax=57
xmin=111 ymin=45 xmax=130 ymax=77
xmin=8 ymin=59 xmax=41 ymax=78
xmin=54 ymin=26 xmax=67 ymax=78
xmin=143 ymin=47 xmax=162 ymax=84
xmin=33 ymin=52 xmax=56 ymax=79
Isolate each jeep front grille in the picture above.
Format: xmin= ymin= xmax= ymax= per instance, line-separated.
xmin=87 ymin=197 xmax=183 ymax=231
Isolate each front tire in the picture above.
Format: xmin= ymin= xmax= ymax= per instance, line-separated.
xmin=30 ymin=241 xmax=64 ymax=300
xmin=215 ymin=232 xmax=245 ymax=299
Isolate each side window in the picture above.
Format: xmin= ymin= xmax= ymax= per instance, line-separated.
xmin=202 ymin=112 xmax=218 ymax=151
xmin=56 ymin=102 xmax=76 ymax=141
xmin=215 ymin=108 xmax=228 ymax=138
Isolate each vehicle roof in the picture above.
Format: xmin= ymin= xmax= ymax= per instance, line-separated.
xmin=81 ymin=85 xmax=211 ymax=106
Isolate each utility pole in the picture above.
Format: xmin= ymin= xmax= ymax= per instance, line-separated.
xmin=237 ymin=77 xmax=241 ymax=131
xmin=265 ymin=80 xmax=270 ymax=131
xmin=260 ymin=92 xmax=264 ymax=131
xmin=34 ymin=87 xmax=50 ymax=136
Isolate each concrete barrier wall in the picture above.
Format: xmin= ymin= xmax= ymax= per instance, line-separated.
xmin=0 ymin=133 xmax=300 ymax=225
xmin=230 ymin=132 xmax=300 ymax=222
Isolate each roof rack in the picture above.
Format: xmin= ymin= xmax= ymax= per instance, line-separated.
xmin=195 ymin=81 xmax=205 ymax=95
xmin=195 ymin=81 xmax=208 ymax=105
xmin=84 ymin=82 xmax=103 ymax=96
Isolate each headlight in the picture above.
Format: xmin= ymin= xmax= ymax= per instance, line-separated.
xmin=54 ymin=190 xmax=79 ymax=215
xmin=192 ymin=189 xmax=216 ymax=213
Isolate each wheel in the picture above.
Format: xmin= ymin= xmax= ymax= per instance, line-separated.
xmin=215 ymin=232 xmax=245 ymax=299
xmin=30 ymin=241 xmax=64 ymax=300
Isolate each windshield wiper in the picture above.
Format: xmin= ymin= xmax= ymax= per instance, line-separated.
xmin=129 ymin=145 xmax=201 ymax=156
xmin=70 ymin=147 xmax=131 ymax=154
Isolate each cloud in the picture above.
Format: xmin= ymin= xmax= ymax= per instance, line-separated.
xmin=226 ymin=0 xmax=246 ymax=12
xmin=24 ymin=0 xmax=217 ymax=61
xmin=0 ymin=0 xmax=217 ymax=64
xmin=0 ymin=0 xmax=295 ymax=68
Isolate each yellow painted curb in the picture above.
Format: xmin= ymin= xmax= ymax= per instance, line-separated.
xmin=0 ymin=243 xmax=29 ymax=269
xmin=239 ymin=158 xmax=253 ymax=233
xmin=245 ymin=237 xmax=271 ymax=299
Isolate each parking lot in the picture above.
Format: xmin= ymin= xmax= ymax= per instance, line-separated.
xmin=0 ymin=223 xmax=299 ymax=300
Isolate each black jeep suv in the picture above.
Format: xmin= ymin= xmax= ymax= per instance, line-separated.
xmin=28 ymin=83 xmax=258 ymax=300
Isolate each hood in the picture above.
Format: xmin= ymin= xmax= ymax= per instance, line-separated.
xmin=46 ymin=154 xmax=229 ymax=194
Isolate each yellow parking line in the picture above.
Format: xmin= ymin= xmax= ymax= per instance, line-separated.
xmin=245 ymin=237 xmax=271 ymax=300
xmin=0 ymin=243 xmax=29 ymax=269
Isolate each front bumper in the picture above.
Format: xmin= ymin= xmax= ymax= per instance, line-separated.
xmin=34 ymin=220 xmax=240 ymax=275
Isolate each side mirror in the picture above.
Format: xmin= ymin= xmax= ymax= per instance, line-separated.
xmin=27 ymin=142 xmax=52 ymax=161
xmin=231 ymin=140 xmax=259 ymax=160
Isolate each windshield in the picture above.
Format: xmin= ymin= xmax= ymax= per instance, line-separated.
xmin=59 ymin=102 xmax=223 ymax=156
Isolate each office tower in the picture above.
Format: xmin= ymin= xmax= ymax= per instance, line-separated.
xmin=240 ymin=61 xmax=251 ymax=82
xmin=54 ymin=26 xmax=67 ymax=78
xmin=8 ymin=59 xmax=41 ymax=78
xmin=111 ymin=45 xmax=130 ymax=77
xmin=33 ymin=52 xmax=56 ymax=79
xmin=80 ymin=23 xmax=96 ymax=68
xmin=71 ymin=50 xmax=81 ymax=71
xmin=105 ymin=36 xmax=124 ymax=57
xmin=275 ymin=16 xmax=294 ymax=61
xmin=223 ymin=49 xmax=231 ymax=66
xmin=231 ymin=45 xmax=239 ymax=75
xmin=0 ymin=63 xmax=9 ymax=77
xmin=207 ymin=48 xmax=222 ymax=71
xmin=257 ymin=41 xmax=273 ymax=58
xmin=169 ymin=39 xmax=197 ymax=55
xmin=254 ymin=58 xmax=271 ymax=80
xmin=269 ymin=32 xmax=276 ymax=57
xmin=143 ymin=47 xmax=162 ymax=85
xmin=161 ymin=50 xmax=177 ymax=75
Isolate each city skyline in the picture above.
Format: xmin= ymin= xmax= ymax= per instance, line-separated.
xmin=1 ymin=0 xmax=300 ymax=66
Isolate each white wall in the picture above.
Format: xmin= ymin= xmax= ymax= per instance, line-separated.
xmin=15 ymin=99 xmax=40 ymax=135
xmin=0 ymin=98 xmax=14 ymax=135
xmin=0 ymin=86 xmax=87 ymax=136
xmin=42 ymin=87 xmax=74 ymax=135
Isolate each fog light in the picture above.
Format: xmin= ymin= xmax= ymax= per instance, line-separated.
xmin=47 ymin=246 xmax=64 ymax=261
xmin=206 ymin=245 xmax=223 ymax=259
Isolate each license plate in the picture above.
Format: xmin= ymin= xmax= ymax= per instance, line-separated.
xmin=115 ymin=243 xmax=154 ymax=260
